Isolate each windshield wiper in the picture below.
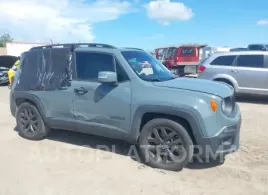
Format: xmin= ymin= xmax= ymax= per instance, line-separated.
xmin=150 ymin=78 xmax=162 ymax=81
xmin=165 ymin=76 xmax=176 ymax=81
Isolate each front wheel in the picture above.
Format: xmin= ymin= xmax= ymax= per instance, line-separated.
xmin=138 ymin=118 xmax=194 ymax=171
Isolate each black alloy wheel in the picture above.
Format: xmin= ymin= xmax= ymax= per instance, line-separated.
xmin=139 ymin=118 xmax=193 ymax=171
xmin=147 ymin=126 xmax=185 ymax=164
xmin=16 ymin=102 xmax=50 ymax=140
xmin=18 ymin=107 xmax=39 ymax=136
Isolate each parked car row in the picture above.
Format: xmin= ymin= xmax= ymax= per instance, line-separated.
xmin=154 ymin=43 xmax=268 ymax=77
xmin=230 ymin=44 xmax=268 ymax=52
xmin=0 ymin=55 xmax=17 ymax=85
xmin=155 ymin=44 xmax=207 ymax=76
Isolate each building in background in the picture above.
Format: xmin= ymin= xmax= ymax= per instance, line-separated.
xmin=0 ymin=47 xmax=7 ymax=55
xmin=6 ymin=42 xmax=48 ymax=57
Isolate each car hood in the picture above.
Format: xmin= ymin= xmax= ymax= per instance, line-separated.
xmin=152 ymin=78 xmax=233 ymax=98
xmin=0 ymin=55 xmax=17 ymax=69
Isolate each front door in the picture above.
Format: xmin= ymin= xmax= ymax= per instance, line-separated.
xmin=231 ymin=54 xmax=268 ymax=95
xmin=72 ymin=51 xmax=132 ymax=139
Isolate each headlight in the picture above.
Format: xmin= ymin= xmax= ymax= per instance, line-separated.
xmin=221 ymin=96 xmax=234 ymax=116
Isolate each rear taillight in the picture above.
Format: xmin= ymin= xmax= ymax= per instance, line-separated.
xmin=198 ymin=65 xmax=206 ymax=73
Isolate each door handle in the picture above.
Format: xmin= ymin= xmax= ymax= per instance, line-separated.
xmin=74 ymin=87 xmax=88 ymax=95
xmin=231 ymin=70 xmax=239 ymax=73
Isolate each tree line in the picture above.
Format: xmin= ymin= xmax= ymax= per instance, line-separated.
xmin=0 ymin=33 xmax=13 ymax=47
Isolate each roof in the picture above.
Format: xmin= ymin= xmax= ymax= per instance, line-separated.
xmin=248 ymin=43 xmax=268 ymax=46
xmin=30 ymin=43 xmax=145 ymax=52
xmin=30 ymin=43 xmax=117 ymax=51
xmin=180 ymin=44 xmax=207 ymax=48
xmin=211 ymin=50 xmax=268 ymax=57
xmin=155 ymin=44 xmax=207 ymax=49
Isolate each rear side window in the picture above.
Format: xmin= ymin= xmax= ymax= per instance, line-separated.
xmin=210 ymin=55 xmax=236 ymax=66
xmin=181 ymin=48 xmax=194 ymax=55
xmin=236 ymin=55 xmax=264 ymax=68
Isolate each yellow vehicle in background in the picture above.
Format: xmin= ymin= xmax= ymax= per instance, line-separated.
xmin=8 ymin=57 xmax=20 ymax=88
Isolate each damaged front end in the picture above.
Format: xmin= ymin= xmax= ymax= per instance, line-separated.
xmin=0 ymin=55 xmax=17 ymax=85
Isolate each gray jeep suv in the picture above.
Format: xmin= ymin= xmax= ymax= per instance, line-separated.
xmin=10 ymin=43 xmax=241 ymax=171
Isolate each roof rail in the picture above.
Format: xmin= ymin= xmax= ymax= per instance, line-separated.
xmin=122 ymin=47 xmax=144 ymax=51
xmin=30 ymin=43 xmax=117 ymax=51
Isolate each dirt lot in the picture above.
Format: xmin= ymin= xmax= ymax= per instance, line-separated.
xmin=0 ymin=86 xmax=268 ymax=195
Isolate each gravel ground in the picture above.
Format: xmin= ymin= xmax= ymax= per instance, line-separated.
xmin=0 ymin=86 xmax=268 ymax=195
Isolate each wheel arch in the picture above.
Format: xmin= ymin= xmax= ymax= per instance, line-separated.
xmin=212 ymin=74 xmax=238 ymax=91
xmin=13 ymin=92 xmax=46 ymax=121
xmin=128 ymin=105 xmax=202 ymax=144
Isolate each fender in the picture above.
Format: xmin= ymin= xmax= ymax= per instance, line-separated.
xmin=212 ymin=74 xmax=239 ymax=91
xmin=127 ymin=105 xmax=204 ymax=144
xmin=12 ymin=91 xmax=47 ymax=121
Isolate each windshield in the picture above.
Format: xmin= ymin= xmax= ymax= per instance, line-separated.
xmin=121 ymin=50 xmax=175 ymax=81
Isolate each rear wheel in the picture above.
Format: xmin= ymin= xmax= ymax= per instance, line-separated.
xmin=16 ymin=102 xmax=50 ymax=140
xmin=138 ymin=118 xmax=194 ymax=171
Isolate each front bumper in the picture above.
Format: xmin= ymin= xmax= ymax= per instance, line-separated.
xmin=196 ymin=114 xmax=241 ymax=159
xmin=0 ymin=76 xmax=8 ymax=84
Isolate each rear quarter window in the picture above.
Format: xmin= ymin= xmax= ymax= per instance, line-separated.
xmin=236 ymin=55 xmax=264 ymax=68
xmin=210 ymin=55 xmax=236 ymax=66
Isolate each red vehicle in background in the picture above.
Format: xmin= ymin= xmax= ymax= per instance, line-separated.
xmin=155 ymin=44 xmax=207 ymax=76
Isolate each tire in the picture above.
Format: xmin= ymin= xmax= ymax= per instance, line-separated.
xmin=16 ymin=102 xmax=50 ymax=140
xmin=138 ymin=118 xmax=194 ymax=171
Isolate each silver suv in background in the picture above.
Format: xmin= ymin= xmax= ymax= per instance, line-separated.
xmin=248 ymin=44 xmax=268 ymax=51
xmin=198 ymin=51 xmax=268 ymax=96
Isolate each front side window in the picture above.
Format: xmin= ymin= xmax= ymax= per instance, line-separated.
xmin=156 ymin=48 xmax=168 ymax=60
xmin=166 ymin=48 xmax=177 ymax=59
xmin=116 ymin=61 xmax=129 ymax=82
xmin=210 ymin=55 xmax=236 ymax=66
xmin=76 ymin=52 xmax=114 ymax=80
xmin=236 ymin=55 xmax=264 ymax=68
xmin=121 ymin=50 xmax=174 ymax=82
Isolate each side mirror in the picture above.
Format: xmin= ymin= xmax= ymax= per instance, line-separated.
xmin=98 ymin=71 xmax=117 ymax=83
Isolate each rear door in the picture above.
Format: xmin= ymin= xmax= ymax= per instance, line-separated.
xmin=202 ymin=55 xmax=237 ymax=78
xmin=164 ymin=47 xmax=177 ymax=69
xmin=177 ymin=47 xmax=196 ymax=65
xmin=232 ymin=54 xmax=268 ymax=94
